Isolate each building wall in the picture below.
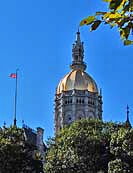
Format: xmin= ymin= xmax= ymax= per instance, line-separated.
xmin=55 ymin=89 xmax=102 ymax=133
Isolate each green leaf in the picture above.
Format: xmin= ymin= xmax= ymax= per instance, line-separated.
xmin=124 ymin=40 xmax=133 ymax=45
xmin=109 ymin=0 xmax=123 ymax=10
xmin=122 ymin=4 xmax=130 ymax=14
xmin=90 ymin=20 xmax=102 ymax=31
xmin=118 ymin=17 xmax=129 ymax=27
xmin=116 ymin=0 xmax=128 ymax=11
xmin=124 ymin=25 xmax=130 ymax=39
xmin=108 ymin=13 xmax=122 ymax=19
xmin=80 ymin=16 xmax=96 ymax=26
xmin=129 ymin=0 xmax=133 ymax=12
xmin=96 ymin=12 xmax=107 ymax=15
xmin=110 ymin=23 xmax=117 ymax=28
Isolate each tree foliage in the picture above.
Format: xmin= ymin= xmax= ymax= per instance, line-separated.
xmin=108 ymin=128 xmax=133 ymax=172
xmin=44 ymin=119 xmax=133 ymax=173
xmin=80 ymin=0 xmax=133 ymax=45
xmin=0 ymin=125 xmax=44 ymax=173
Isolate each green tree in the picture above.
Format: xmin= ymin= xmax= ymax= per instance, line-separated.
xmin=80 ymin=0 xmax=133 ymax=45
xmin=0 ymin=125 xmax=44 ymax=173
xmin=108 ymin=128 xmax=133 ymax=173
xmin=44 ymin=119 xmax=122 ymax=173
xmin=44 ymin=119 xmax=133 ymax=173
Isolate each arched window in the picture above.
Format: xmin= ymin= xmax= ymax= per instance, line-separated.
xmin=67 ymin=115 xmax=72 ymax=124
xmin=76 ymin=111 xmax=84 ymax=119
xmin=88 ymin=112 xmax=94 ymax=118
xmin=65 ymin=112 xmax=73 ymax=124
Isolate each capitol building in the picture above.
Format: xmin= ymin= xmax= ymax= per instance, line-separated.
xmin=54 ymin=31 xmax=103 ymax=134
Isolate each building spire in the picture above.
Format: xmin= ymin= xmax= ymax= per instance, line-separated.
xmin=70 ymin=30 xmax=86 ymax=71
xmin=125 ymin=105 xmax=132 ymax=128
xmin=76 ymin=29 xmax=81 ymax=43
xmin=126 ymin=105 xmax=129 ymax=121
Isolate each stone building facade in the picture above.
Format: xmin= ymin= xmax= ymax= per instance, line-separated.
xmin=23 ymin=124 xmax=47 ymax=161
xmin=54 ymin=31 xmax=103 ymax=133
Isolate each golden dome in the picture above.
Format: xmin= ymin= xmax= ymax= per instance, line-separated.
xmin=56 ymin=70 xmax=98 ymax=94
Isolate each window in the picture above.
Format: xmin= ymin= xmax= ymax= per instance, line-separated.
xmin=68 ymin=115 xmax=72 ymax=123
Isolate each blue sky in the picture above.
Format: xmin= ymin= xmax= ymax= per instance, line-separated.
xmin=0 ymin=0 xmax=133 ymax=140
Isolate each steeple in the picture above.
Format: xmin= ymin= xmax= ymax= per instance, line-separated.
xmin=76 ymin=29 xmax=81 ymax=43
xmin=124 ymin=105 xmax=132 ymax=128
xmin=70 ymin=31 xmax=87 ymax=71
xmin=126 ymin=105 xmax=130 ymax=122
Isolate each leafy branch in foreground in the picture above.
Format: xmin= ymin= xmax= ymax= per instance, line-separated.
xmin=80 ymin=0 xmax=133 ymax=45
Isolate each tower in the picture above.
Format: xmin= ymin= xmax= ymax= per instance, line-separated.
xmin=124 ymin=105 xmax=132 ymax=128
xmin=54 ymin=31 xmax=103 ymax=133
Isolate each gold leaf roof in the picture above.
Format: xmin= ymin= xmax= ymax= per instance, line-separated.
xmin=56 ymin=70 xmax=98 ymax=94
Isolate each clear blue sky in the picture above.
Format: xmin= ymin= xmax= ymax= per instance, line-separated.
xmin=0 ymin=0 xmax=133 ymax=140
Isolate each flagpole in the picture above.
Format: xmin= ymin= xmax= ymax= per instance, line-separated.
xmin=14 ymin=69 xmax=18 ymax=126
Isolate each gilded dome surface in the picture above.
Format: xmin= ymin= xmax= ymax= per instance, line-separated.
xmin=56 ymin=70 xmax=98 ymax=94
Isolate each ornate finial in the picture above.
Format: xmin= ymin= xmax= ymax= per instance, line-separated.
xmin=76 ymin=29 xmax=81 ymax=43
xmin=70 ymin=31 xmax=86 ymax=71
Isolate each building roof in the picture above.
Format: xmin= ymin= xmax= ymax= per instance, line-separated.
xmin=56 ymin=69 xmax=98 ymax=94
